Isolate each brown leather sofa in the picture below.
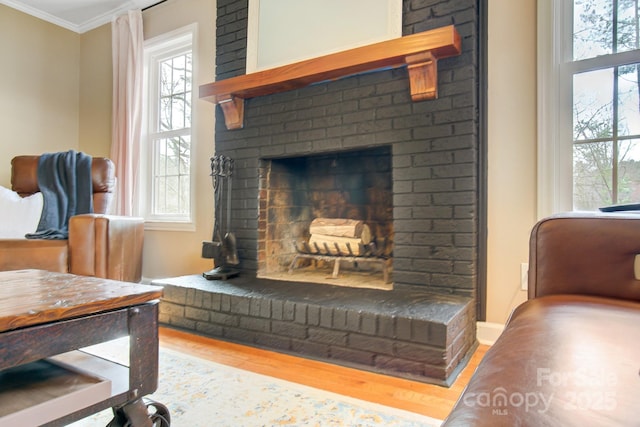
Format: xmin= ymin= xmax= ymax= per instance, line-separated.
xmin=443 ymin=212 xmax=640 ymax=426
xmin=0 ymin=155 xmax=144 ymax=282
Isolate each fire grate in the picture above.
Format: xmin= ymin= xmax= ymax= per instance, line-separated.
xmin=288 ymin=239 xmax=392 ymax=283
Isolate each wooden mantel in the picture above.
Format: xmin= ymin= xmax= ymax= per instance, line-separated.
xmin=200 ymin=25 xmax=461 ymax=130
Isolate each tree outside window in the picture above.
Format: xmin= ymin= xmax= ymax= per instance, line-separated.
xmin=572 ymin=0 xmax=640 ymax=210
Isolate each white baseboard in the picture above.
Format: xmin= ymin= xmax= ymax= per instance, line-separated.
xmin=476 ymin=321 xmax=504 ymax=346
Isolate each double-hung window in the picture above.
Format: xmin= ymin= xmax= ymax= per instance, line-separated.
xmin=539 ymin=0 xmax=640 ymax=214
xmin=140 ymin=25 xmax=196 ymax=229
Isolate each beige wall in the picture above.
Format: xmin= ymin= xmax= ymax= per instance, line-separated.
xmin=79 ymin=24 xmax=112 ymax=158
xmin=140 ymin=0 xmax=217 ymax=280
xmin=0 ymin=5 xmax=81 ymax=186
xmin=1 ymin=0 xmax=538 ymax=325
xmin=486 ymin=0 xmax=538 ymax=323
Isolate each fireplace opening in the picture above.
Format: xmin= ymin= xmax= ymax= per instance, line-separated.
xmin=257 ymin=146 xmax=394 ymax=289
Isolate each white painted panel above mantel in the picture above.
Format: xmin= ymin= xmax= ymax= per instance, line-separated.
xmin=246 ymin=0 xmax=402 ymax=73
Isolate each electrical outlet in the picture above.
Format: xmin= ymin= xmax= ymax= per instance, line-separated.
xmin=521 ymin=263 xmax=529 ymax=291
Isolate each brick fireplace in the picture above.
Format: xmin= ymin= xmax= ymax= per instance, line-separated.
xmin=158 ymin=0 xmax=482 ymax=386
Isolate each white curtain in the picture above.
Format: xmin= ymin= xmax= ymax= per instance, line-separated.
xmin=110 ymin=10 xmax=144 ymax=216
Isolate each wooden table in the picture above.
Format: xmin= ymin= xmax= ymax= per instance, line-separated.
xmin=0 ymin=269 xmax=165 ymax=426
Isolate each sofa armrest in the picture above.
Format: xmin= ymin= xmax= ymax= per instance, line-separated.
xmin=69 ymin=214 xmax=144 ymax=282
xmin=528 ymin=212 xmax=640 ymax=301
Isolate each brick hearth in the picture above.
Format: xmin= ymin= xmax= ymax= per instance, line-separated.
xmin=155 ymin=274 xmax=476 ymax=386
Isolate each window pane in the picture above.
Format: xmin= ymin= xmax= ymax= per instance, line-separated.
xmin=618 ymin=139 xmax=640 ymax=203
xmin=185 ymin=54 xmax=193 ymax=92
xmin=155 ymin=176 xmax=166 ymax=212
xmin=573 ymin=141 xmax=614 ymax=209
xmin=160 ymin=96 xmax=172 ymax=131
xmin=160 ymin=61 xmax=173 ymax=97
xmin=574 ymin=0 xmax=613 ymax=60
xmin=617 ymin=0 xmax=640 ymax=53
xmin=152 ymin=136 xmax=191 ymax=215
xmin=618 ymin=63 xmax=640 ymax=136
xmin=573 ymin=69 xmax=614 ymax=141
xmin=574 ymin=0 xmax=640 ymax=60
xmin=172 ymin=55 xmax=186 ymax=93
xmin=145 ymin=33 xmax=193 ymax=221
xmin=179 ymin=137 xmax=191 ymax=174
xmin=171 ymin=95 xmax=185 ymax=129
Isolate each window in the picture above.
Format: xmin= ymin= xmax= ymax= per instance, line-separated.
xmin=538 ymin=0 xmax=640 ymax=214
xmin=140 ymin=25 xmax=196 ymax=229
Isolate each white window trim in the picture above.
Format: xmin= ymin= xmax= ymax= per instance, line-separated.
xmin=537 ymin=0 xmax=574 ymax=218
xmin=139 ymin=24 xmax=198 ymax=232
xmin=538 ymin=0 xmax=640 ymax=217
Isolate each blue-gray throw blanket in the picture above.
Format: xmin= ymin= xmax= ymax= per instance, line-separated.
xmin=26 ymin=150 xmax=93 ymax=240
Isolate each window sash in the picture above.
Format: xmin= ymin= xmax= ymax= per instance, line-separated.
xmin=140 ymin=25 xmax=196 ymax=229
xmin=538 ymin=0 xmax=640 ymax=216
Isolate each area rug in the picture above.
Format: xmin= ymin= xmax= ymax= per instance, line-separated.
xmin=69 ymin=339 xmax=442 ymax=427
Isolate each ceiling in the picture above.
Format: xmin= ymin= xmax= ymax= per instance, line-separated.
xmin=1 ymin=0 xmax=161 ymax=33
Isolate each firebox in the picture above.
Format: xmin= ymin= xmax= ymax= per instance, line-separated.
xmin=257 ymin=146 xmax=394 ymax=289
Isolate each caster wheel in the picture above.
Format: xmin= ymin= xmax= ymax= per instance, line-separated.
xmin=145 ymin=399 xmax=171 ymax=427
xmin=106 ymin=398 xmax=170 ymax=427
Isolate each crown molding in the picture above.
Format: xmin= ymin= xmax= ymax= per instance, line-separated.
xmin=0 ymin=0 xmax=160 ymax=34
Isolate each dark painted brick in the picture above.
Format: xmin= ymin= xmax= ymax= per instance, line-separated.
xmin=378 ymin=315 xmax=395 ymax=338
xmin=291 ymin=339 xmax=329 ymax=358
xmin=396 ymin=317 xmax=412 ymax=341
xmin=308 ymin=327 xmax=348 ymax=346
xmin=229 ymin=295 xmax=250 ymax=315
xmin=196 ymin=322 xmax=224 ymax=337
xmin=307 ymin=304 xmax=321 ymax=326
xmin=375 ymin=355 xmax=426 ymax=377
xmin=210 ymin=312 xmax=240 ymax=327
xmin=185 ymin=307 xmax=209 ymax=322
xmin=209 ymin=293 xmax=220 ymax=310
xmin=224 ymin=327 xmax=257 ymax=344
xmin=330 ymin=346 xmax=375 ymax=366
xmin=423 ymin=363 xmax=448 ymax=381
xmin=159 ymin=302 xmax=185 ymax=317
xmin=319 ymin=307 xmax=333 ymax=328
xmin=271 ymin=320 xmax=307 ymax=339
xmin=332 ymin=307 xmax=348 ymax=330
xmin=294 ymin=302 xmax=307 ymax=324
xmin=162 ymin=286 xmax=186 ymax=304
xmin=255 ymin=333 xmax=291 ymax=351
xmin=220 ymin=294 xmax=231 ymax=312
xmin=185 ymin=288 xmax=197 ymax=306
xmin=345 ymin=310 xmax=361 ymax=332
xmin=240 ymin=316 xmax=270 ymax=332
xmin=349 ymin=334 xmax=394 ymax=356
xmin=282 ymin=301 xmax=296 ymax=321
xmin=271 ymin=299 xmax=284 ymax=320
xmin=395 ymin=342 xmax=447 ymax=365
xmin=360 ymin=312 xmax=377 ymax=335
xmin=169 ymin=316 xmax=196 ymax=331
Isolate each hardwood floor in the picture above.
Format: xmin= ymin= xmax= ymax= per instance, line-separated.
xmin=159 ymin=327 xmax=488 ymax=421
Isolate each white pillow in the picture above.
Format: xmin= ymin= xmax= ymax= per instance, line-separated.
xmin=0 ymin=185 xmax=44 ymax=238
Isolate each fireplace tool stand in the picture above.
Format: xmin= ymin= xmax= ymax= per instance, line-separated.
xmin=203 ymin=155 xmax=239 ymax=280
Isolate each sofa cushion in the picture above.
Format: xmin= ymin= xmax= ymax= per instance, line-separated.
xmin=0 ymin=185 xmax=43 ymax=238
xmin=443 ymin=294 xmax=640 ymax=426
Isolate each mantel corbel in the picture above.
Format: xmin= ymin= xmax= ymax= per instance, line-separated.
xmin=200 ymin=25 xmax=461 ymax=130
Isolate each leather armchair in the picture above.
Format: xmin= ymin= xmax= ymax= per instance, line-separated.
xmin=0 ymin=155 xmax=144 ymax=282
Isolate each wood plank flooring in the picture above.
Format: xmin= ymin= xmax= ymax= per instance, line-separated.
xmin=159 ymin=327 xmax=488 ymax=421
